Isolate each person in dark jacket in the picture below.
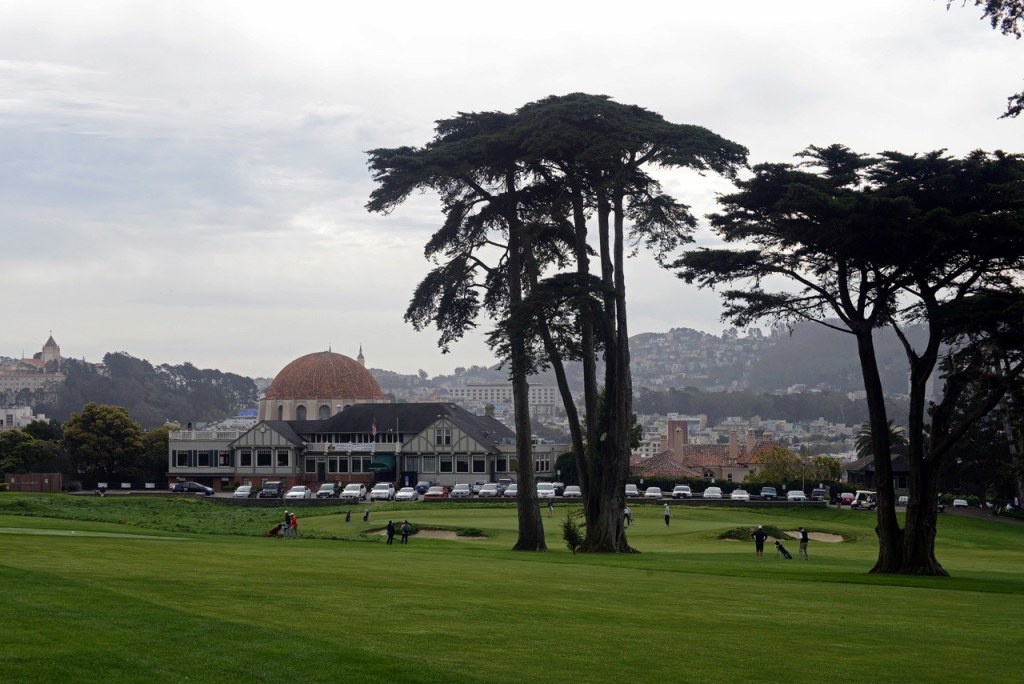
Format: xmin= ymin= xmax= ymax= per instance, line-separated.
xmin=799 ymin=527 xmax=809 ymax=560
xmin=400 ymin=520 xmax=411 ymax=544
xmin=752 ymin=525 xmax=768 ymax=558
xmin=386 ymin=520 xmax=395 ymax=545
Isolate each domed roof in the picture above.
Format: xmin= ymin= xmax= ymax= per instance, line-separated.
xmin=265 ymin=351 xmax=384 ymax=401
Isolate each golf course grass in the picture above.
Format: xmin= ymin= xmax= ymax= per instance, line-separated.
xmin=1 ymin=494 xmax=1021 ymax=683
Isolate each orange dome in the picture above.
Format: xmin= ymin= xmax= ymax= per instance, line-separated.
xmin=265 ymin=351 xmax=384 ymax=401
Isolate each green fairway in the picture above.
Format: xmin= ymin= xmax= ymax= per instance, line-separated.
xmin=1 ymin=495 xmax=1022 ymax=683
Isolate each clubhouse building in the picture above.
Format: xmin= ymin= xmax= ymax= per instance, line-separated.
xmin=166 ymin=349 xmax=559 ymax=490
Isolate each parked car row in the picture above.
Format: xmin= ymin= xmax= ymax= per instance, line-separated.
xmin=625 ymin=484 xmax=832 ymax=502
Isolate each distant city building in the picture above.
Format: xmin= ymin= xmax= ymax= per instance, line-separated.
xmin=0 ymin=335 xmax=66 ymax=401
xmin=446 ymin=383 xmax=559 ymax=417
xmin=632 ymin=424 xmax=780 ymax=484
xmin=1 ymin=405 xmax=46 ymax=430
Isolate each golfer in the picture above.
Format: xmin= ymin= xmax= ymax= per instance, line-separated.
xmin=751 ymin=525 xmax=768 ymax=558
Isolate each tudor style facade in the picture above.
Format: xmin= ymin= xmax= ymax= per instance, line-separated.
xmin=167 ymin=402 xmax=545 ymax=491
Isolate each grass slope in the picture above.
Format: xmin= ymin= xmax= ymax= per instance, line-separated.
xmin=1 ymin=495 xmax=1022 ymax=683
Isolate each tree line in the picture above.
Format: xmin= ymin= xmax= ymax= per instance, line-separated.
xmin=34 ymin=353 xmax=258 ymax=429
xmin=0 ymin=403 xmax=170 ymax=488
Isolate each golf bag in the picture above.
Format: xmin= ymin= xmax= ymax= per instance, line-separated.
xmin=775 ymin=540 xmax=793 ymax=559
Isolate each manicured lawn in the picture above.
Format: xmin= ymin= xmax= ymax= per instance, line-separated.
xmin=1 ymin=495 xmax=1022 ymax=682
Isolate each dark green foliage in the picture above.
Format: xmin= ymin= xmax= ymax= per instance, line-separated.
xmin=561 ymin=511 xmax=585 ymax=554
xmin=34 ymin=354 xmax=258 ymax=429
xmin=61 ymin=403 xmax=144 ymax=483
xmin=718 ymin=525 xmax=791 ymax=541
xmin=0 ymin=428 xmax=64 ymax=477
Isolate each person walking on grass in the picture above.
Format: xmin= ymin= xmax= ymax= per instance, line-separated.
xmin=283 ymin=510 xmax=292 ymax=538
xmin=290 ymin=512 xmax=299 ymax=538
xmin=547 ymin=499 xmax=554 ymax=517
xmin=799 ymin=527 xmax=809 ymax=560
xmin=752 ymin=525 xmax=768 ymax=558
xmin=400 ymin=520 xmax=411 ymax=544
xmin=386 ymin=520 xmax=395 ymax=545
xmin=624 ymin=506 xmax=632 ymax=527
xmin=664 ymin=503 xmax=671 ymax=527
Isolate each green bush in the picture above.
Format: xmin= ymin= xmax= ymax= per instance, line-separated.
xmin=0 ymin=483 xmax=8 ymax=492
xmin=561 ymin=512 xmax=585 ymax=554
xmin=718 ymin=525 xmax=790 ymax=541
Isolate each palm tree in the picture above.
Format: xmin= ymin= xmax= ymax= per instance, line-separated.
xmin=855 ymin=421 xmax=908 ymax=460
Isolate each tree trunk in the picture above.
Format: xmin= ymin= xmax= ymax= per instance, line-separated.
xmin=901 ymin=456 xmax=948 ymax=575
xmin=580 ymin=184 xmax=635 ymax=553
xmin=898 ymin=329 xmax=947 ymax=575
xmin=506 ymin=184 xmax=546 ymax=552
xmin=580 ymin=185 xmax=634 ymax=552
xmin=854 ymin=329 xmax=904 ymax=573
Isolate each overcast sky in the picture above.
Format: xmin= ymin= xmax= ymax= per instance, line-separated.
xmin=1 ymin=1 xmax=1019 ymax=378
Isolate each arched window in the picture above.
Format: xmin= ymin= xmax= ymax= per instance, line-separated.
xmin=318 ymin=404 xmax=330 ymax=419
xmin=296 ymin=405 xmax=307 ymax=421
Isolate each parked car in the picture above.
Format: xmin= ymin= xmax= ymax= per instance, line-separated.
xmin=233 ymin=485 xmax=256 ymax=498
xmin=478 ymin=483 xmax=501 ymax=498
xmin=496 ymin=478 xmax=513 ymax=494
xmin=787 ymin=490 xmax=807 ymax=502
xmin=810 ymin=488 xmax=828 ymax=501
xmin=551 ymin=482 xmax=565 ymax=496
xmin=471 ymin=481 xmax=487 ymax=495
xmin=730 ymin=489 xmax=751 ymax=501
xmin=625 ymin=484 xmax=639 ymax=497
xmin=341 ymin=483 xmax=367 ymax=502
xmin=423 ymin=485 xmax=448 ymax=500
xmin=172 ymin=481 xmax=214 ymax=496
xmin=839 ymin=492 xmax=855 ymax=505
xmin=898 ymin=495 xmax=909 ymax=506
xmin=450 ymin=483 xmax=473 ymax=499
xmin=671 ymin=485 xmax=692 ymax=499
xmin=258 ymin=481 xmax=285 ymax=498
xmin=537 ymin=482 xmax=557 ymax=499
xmin=850 ymin=490 xmax=876 ymax=510
xmin=759 ymin=486 xmax=777 ymax=501
xmin=643 ymin=486 xmax=664 ymax=500
xmin=702 ymin=486 xmax=723 ymax=499
xmin=414 ymin=481 xmax=433 ymax=495
xmin=953 ymin=498 xmax=969 ymax=508
xmin=502 ymin=483 xmax=518 ymax=497
xmin=369 ymin=482 xmax=396 ymax=501
xmin=395 ymin=487 xmax=418 ymax=501
xmin=285 ymin=485 xmax=312 ymax=499
xmin=315 ymin=483 xmax=340 ymax=498
xmin=562 ymin=485 xmax=583 ymax=498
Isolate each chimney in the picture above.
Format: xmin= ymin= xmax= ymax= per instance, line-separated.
xmin=728 ymin=429 xmax=738 ymax=463
xmin=746 ymin=428 xmax=756 ymax=453
xmin=667 ymin=420 xmax=688 ymax=455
